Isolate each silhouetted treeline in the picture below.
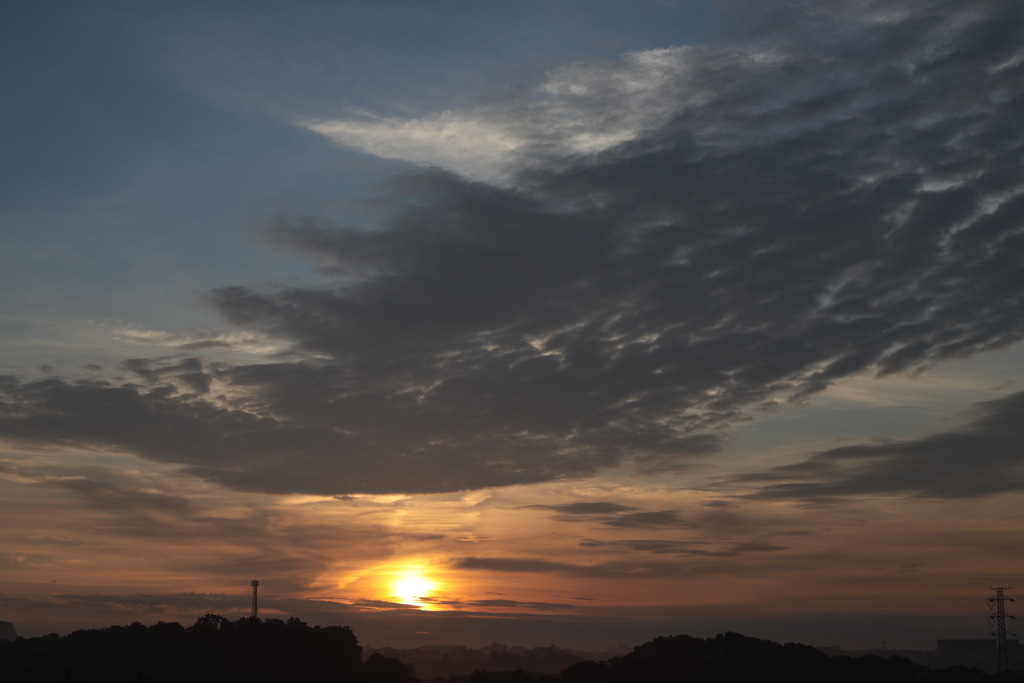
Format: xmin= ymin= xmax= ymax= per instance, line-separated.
xmin=3 ymin=620 xmax=1023 ymax=683
xmin=555 ymin=632 xmax=1019 ymax=683
xmin=0 ymin=614 xmax=412 ymax=683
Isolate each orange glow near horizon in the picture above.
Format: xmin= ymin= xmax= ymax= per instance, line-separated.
xmin=390 ymin=566 xmax=441 ymax=610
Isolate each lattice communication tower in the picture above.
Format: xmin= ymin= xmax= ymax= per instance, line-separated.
xmin=988 ymin=587 xmax=1015 ymax=673
xmin=251 ymin=579 xmax=260 ymax=619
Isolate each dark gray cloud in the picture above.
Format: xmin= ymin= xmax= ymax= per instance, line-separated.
xmin=1 ymin=0 xmax=1023 ymax=495
xmin=602 ymin=511 xmax=687 ymax=529
xmin=460 ymin=599 xmax=575 ymax=612
xmin=451 ymin=555 xmax=715 ymax=579
xmin=579 ymin=539 xmax=701 ymax=555
xmin=733 ymin=391 xmax=1024 ymax=502
xmin=375 ymin=595 xmax=589 ymax=613
xmin=521 ymin=502 xmax=710 ymax=530
xmin=175 ymin=340 xmax=235 ymax=351
xmin=521 ymin=500 xmax=760 ymax=531
xmin=53 ymin=592 xmax=247 ymax=611
xmin=578 ymin=539 xmax=787 ymax=557
xmin=122 ymin=357 xmax=213 ymax=394
xmin=519 ymin=502 xmax=640 ymax=515
xmin=453 ymin=557 xmax=577 ymax=574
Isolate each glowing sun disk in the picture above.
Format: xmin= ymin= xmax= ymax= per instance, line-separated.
xmin=392 ymin=571 xmax=438 ymax=608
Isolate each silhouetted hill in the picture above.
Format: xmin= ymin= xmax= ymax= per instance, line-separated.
xmin=2 ymin=620 xmax=1020 ymax=683
xmin=817 ymin=643 xmax=1024 ymax=674
xmin=0 ymin=619 xmax=17 ymax=640
xmin=560 ymin=632 xmax=1013 ymax=683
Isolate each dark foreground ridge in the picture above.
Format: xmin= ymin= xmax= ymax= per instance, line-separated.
xmin=1 ymin=615 xmax=1022 ymax=683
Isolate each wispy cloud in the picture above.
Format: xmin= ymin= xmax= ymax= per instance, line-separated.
xmin=302 ymin=46 xmax=704 ymax=182
xmin=112 ymin=326 xmax=286 ymax=356
xmin=578 ymin=539 xmax=787 ymax=558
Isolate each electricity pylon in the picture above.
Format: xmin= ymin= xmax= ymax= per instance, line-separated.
xmin=988 ymin=587 xmax=1016 ymax=673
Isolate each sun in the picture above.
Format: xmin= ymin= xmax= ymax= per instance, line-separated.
xmin=391 ymin=568 xmax=439 ymax=609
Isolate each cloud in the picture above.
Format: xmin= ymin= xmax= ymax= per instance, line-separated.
xmin=520 ymin=500 xmax=765 ymax=533
xmin=463 ymin=599 xmax=575 ymax=612
xmin=453 ymin=557 xmax=577 ymax=574
xmin=1 ymin=0 xmax=1023 ymax=496
xmin=122 ymin=357 xmax=213 ymax=394
xmin=53 ymin=592 xmax=247 ymax=611
xmin=112 ymin=326 xmax=286 ymax=355
xmin=0 ymin=460 xmax=196 ymax=516
xmin=602 ymin=511 xmax=688 ymax=529
xmin=578 ymin=539 xmax=787 ymax=557
xmin=451 ymin=555 xmax=735 ymax=579
xmin=519 ymin=502 xmax=639 ymax=515
xmin=520 ymin=500 xmax=760 ymax=532
xmin=732 ymin=391 xmax=1024 ymax=501
xmin=0 ymin=458 xmax=442 ymax=596
xmin=520 ymin=501 xmax=638 ymax=518
xmin=301 ymin=46 xmax=702 ymax=182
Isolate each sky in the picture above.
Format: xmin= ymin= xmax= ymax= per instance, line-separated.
xmin=2 ymin=0 xmax=1024 ymax=652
